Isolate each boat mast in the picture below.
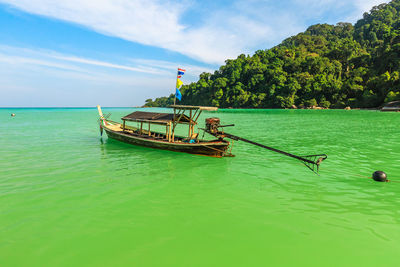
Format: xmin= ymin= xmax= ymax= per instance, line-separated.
xmin=173 ymin=69 xmax=178 ymax=140
xmin=174 ymin=68 xmax=178 ymax=106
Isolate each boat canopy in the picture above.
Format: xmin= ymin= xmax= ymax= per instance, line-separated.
xmin=122 ymin=111 xmax=191 ymax=125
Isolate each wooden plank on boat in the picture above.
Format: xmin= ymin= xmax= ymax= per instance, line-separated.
xmin=97 ymin=105 xmax=104 ymax=117
xmin=170 ymin=105 xmax=218 ymax=111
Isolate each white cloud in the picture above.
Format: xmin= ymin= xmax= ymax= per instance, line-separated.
xmin=0 ymin=0 xmax=276 ymax=63
xmin=353 ymin=0 xmax=390 ymax=13
xmin=0 ymin=0 xmax=392 ymax=65
xmin=0 ymin=45 xmax=214 ymax=106
xmin=351 ymin=0 xmax=391 ymax=21
xmin=52 ymin=55 xmax=164 ymax=75
xmin=0 ymin=45 xmax=181 ymax=76
xmin=0 ymin=45 xmax=214 ymax=85
xmin=129 ymin=58 xmax=214 ymax=77
xmin=291 ymin=0 xmax=391 ymax=23
xmin=0 ymin=53 xmax=87 ymax=74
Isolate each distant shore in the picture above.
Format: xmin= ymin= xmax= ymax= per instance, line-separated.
xmin=141 ymin=105 xmax=381 ymax=110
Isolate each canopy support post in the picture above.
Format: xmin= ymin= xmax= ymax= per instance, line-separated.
xmin=193 ymin=110 xmax=202 ymax=124
xmin=148 ymin=122 xmax=151 ymax=136
xmin=188 ymin=109 xmax=192 ymax=138
xmin=168 ymin=122 xmax=172 ymax=142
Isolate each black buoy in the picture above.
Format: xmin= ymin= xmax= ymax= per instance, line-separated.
xmin=372 ymin=171 xmax=388 ymax=182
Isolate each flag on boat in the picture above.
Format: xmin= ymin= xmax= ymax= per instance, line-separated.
xmin=178 ymin=68 xmax=185 ymax=76
xmin=176 ymin=78 xmax=183 ymax=101
xmin=176 ymin=78 xmax=183 ymax=88
xmin=175 ymin=68 xmax=185 ymax=101
xmin=176 ymin=87 xmax=182 ymax=101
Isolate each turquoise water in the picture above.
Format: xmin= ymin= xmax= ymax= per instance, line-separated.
xmin=1 ymin=108 xmax=400 ymax=266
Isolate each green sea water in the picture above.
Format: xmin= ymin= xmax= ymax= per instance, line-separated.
xmin=1 ymin=108 xmax=400 ymax=266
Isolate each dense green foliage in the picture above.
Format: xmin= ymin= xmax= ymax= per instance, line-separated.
xmin=145 ymin=0 xmax=400 ymax=108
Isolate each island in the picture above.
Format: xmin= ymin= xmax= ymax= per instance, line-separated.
xmin=145 ymin=0 xmax=400 ymax=109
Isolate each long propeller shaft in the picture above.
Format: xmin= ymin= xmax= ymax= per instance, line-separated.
xmin=222 ymin=132 xmax=316 ymax=164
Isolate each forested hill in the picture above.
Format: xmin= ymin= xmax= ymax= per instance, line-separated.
xmin=145 ymin=0 xmax=400 ymax=109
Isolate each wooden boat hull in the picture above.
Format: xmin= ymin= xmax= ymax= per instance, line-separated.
xmin=103 ymin=127 xmax=231 ymax=157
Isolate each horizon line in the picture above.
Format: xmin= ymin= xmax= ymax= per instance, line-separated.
xmin=0 ymin=106 xmax=149 ymax=108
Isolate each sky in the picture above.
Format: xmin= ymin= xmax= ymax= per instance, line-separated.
xmin=0 ymin=0 xmax=390 ymax=107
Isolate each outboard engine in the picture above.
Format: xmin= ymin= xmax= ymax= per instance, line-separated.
xmin=205 ymin=117 xmax=220 ymax=134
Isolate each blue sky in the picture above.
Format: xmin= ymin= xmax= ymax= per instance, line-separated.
xmin=0 ymin=0 xmax=389 ymax=107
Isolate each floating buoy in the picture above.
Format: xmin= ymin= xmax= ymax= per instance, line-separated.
xmin=372 ymin=171 xmax=388 ymax=182
xmin=11 ymin=113 xmax=15 ymax=117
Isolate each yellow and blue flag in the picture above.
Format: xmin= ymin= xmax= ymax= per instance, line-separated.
xmin=176 ymin=78 xmax=183 ymax=88
xmin=176 ymin=78 xmax=183 ymax=101
xmin=176 ymin=88 xmax=182 ymax=101
xmin=176 ymin=68 xmax=185 ymax=101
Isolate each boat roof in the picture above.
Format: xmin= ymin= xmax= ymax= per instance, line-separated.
xmin=170 ymin=105 xmax=218 ymax=111
xmin=122 ymin=111 xmax=191 ymax=125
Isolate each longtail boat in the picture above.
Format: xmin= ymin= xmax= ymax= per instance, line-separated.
xmin=97 ymin=67 xmax=327 ymax=173
xmin=97 ymin=104 xmax=328 ymax=173
xmin=97 ymin=105 xmax=232 ymax=157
